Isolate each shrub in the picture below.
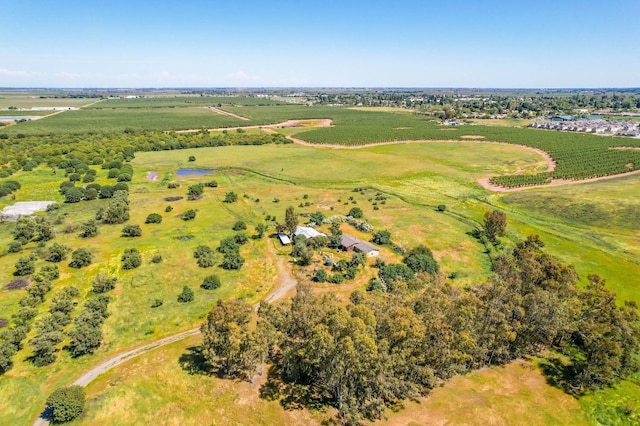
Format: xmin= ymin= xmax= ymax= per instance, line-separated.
xmin=46 ymin=386 xmax=85 ymax=424
xmin=14 ymin=256 xmax=35 ymax=276
xmin=91 ymin=274 xmax=117 ymax=294
xmin=314 ymin=269 xmax=327 ymax=283
xmin=328 ymin=273 xmax=344 ymax=284
xmin=182 ymin=209 xmax=196 ymax=221
xmin=46 ymin=243 xmax=71 ymax=263
xmin=372 ymin=230 xmax=392 ymax=245
xmin=221 ymin=252 xmax=245 ymax=270
xmin=165 ymin=205 xmax=173 ymax=212
xmin=167 ymin=182 xmax=180 ymax=189
xmin=121 ymin=224 xmax=142 ymax=238
xmin=121 ymin=248 xmax=142 ymax=270
xmin=232 ymin=220 xmax=247 ymax=231
xmin=201 ymin=275 xmax=221 ymax=290
xmin=348 ymin=207 xmax=363 ymax=218
xmin=436 ymin=204 xmax=447 ymax=212
xmin=151 ymin=254 xmax=163 ymax=263
xmin=188 ymin=155 xmax=196 ymax=162
xmin=151 ymin=298 xmax=163 ymax=308
xmin=145 ymin=213 xmax=162 ymax=224
xmin=233 ymin=233 xmax=249 ymax=245
xmin=223 ymin=191 xmax=238 ymax=203
xmin=177 ymin=286 xmax=194 ymax=303
xmin=204 ymin=180 xmax=218 ymax=188
xmin=8 ymin=241 xmax=22 ymax=253
xmin=79 ymin=219 xmax=98 ymax=238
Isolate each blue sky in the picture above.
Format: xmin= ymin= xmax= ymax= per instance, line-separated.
xmin=1 ymin=0 xmax=638 ymax=88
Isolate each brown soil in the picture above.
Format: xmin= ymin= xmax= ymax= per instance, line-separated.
xmin=4 ymin=278 xmax=32 ymax=290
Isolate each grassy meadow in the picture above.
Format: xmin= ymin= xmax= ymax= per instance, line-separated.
xmin=1 ymin=99 xmax=640 ymax=424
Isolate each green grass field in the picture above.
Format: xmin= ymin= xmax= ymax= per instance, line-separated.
xmin=1 ymin=99 xmax=640 ymax=425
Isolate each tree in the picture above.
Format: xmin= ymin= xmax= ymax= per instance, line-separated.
xmin=121 ymin=248 xmax=142 ymax=270
xmin=68 ymin=323 xmax=103 ymax=357
xmin=403 ymin=245 xmax=439 ymax=274
xmin=102 ymin=190 xmax=130 ymax=224
xmin=202 ymin=275 xmax=222 ymax=290
xmin=14 ymin=256 xmax=35 ymax=276
xmin=224 ymin=191 xmax=238 ymax=203
xmin=64 ymin=187 xmax=84 ymax=203
xmin=254 ymin=223 xmax=267 ymax=239
xmin=194 ymin=245 xmax=215 ymax=268
xmin=79 ymin=219 xmax=98 ymax=238
xmin=177 ymin=286 xmax=194 ymax=303
xmin=46 ymin=243 xmax=71 ymax=263
xmin=46 ymin=386 xmax=85 ymax=424
xmin=121 ymin=224 xmax=142 ymax=237
xmin=187 ymin=183 xmax=204 ymax=200
xmin=483 ymin=210 xmax=507 ymax=243
xmin=222 ymin=252 xmax=245 ymax=270
xmin=69 ymin=248 xmax=93 ymax=268
xmin=372 ymin=230 xmax=392 ymax=245
xmin=201 ymin=299 xmax=254 ymax=377
xmin=285 ymin=206 xmax=298 ymax=234
xmin=91 ymin=274 xmax=117 ymax=294
xmin=309 ymin=211 xmax=325 ymax=226
xmin=12 ymin=217 xmax=36 ymax=244
xmin=145 ymin=213 xmax=162 ymax=224
xmin=348 ymin=207 xmax=363 ymax=218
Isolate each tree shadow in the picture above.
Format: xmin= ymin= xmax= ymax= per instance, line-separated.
xmin=259 ymin=364 xmax=331 ymax=412
xmin=538 ymin=356 xmax=576 ymax=395
xmin=178 ymin=345 xmax=213 ymax=376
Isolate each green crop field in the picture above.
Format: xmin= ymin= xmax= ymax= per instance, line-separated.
xmin=1 ymin=100 xmax=639 ymax=425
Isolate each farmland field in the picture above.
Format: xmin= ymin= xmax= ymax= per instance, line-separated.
xmin=0 ymin=97 xmax=639 ymax=425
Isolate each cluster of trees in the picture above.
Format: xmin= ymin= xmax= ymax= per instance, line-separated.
xmin=11 ymin=216 xmax=54 ymax=247
xmin=0 ymin=266 xmax=59 ymax=374
xmin=200 ymin=235 xmax=640 ymax=424
xmin=68 ymin=274 xmax=116 ymax=357
xmin=28 ymin=286 xmax=80 ymax=366
xmin=218 ymin=235 xmax=246 ymax=270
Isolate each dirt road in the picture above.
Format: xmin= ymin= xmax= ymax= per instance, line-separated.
xmin=33 ymin=255 xmax=297 ymax=425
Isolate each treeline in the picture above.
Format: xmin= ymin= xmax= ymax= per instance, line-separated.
xmin=0 ymin=130 xmax=290 ymax=188
xmin=200 ymin=235 xmax=640 ymax=424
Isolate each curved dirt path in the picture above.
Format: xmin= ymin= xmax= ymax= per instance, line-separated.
xmin=33 ymin=250 xmax=297 ymax=425
xmin=175 ymin=118 xmax=333 ymax=134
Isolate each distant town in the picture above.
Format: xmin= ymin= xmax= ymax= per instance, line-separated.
xmin=530 ymin=115 xmax=640 ymax=137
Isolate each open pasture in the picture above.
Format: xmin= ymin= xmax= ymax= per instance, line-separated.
xmin=86 ymin=95 xmax=288 ymax=109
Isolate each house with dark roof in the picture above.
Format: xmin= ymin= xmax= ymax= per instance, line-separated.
xmin=340 ymin=234 xmax=379 ymax=257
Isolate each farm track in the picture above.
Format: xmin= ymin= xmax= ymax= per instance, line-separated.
xmin=207 ymin=106 xmax=251 ymax=121
xmin=32 ymin=248 xmax=297 ymax=426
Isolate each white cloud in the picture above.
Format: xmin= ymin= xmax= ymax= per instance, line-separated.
xmin=0 ymin=68 xmax=41 ymax=77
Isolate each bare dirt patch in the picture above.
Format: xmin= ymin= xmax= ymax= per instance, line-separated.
xmin=0 ymin=318 xmax=8 ymax=328
xmin=394 ymin=127 xmax=412 ymax=130
xmin=461 ymin=135 xmax=485 ymax=139
xmin=176 ymin=118 xmax=333 ymax=134
xmin=4 ymin=277 xmax=32 ymax=290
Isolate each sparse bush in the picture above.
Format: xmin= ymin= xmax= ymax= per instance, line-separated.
xmin=201 ymin=275 xmax=221 ymax=290
xmin=167 ymin=182 xmax=180 ymax=189
xmin=224 ymin=191 xmax=238 ymax=203
xmin=177 ymin=286 xmax=194 ymax=303
xmin=232 ymin=220 xmax=247 ymax=231
xmin=182 ymin=209 xmax=196 ymax=221
xmin=151 ymin=298 xmax=163 ymax=308
xmin=121 ymin=224 xmax=142 ymax=237
xmin=151 ymin=254 xmax=163 ymax=263
xmin=165 ymin=205 xmax=173 ymax=212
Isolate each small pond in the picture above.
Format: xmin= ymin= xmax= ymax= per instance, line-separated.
xmin=176 ymin=168 xmax=214 ymax=177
